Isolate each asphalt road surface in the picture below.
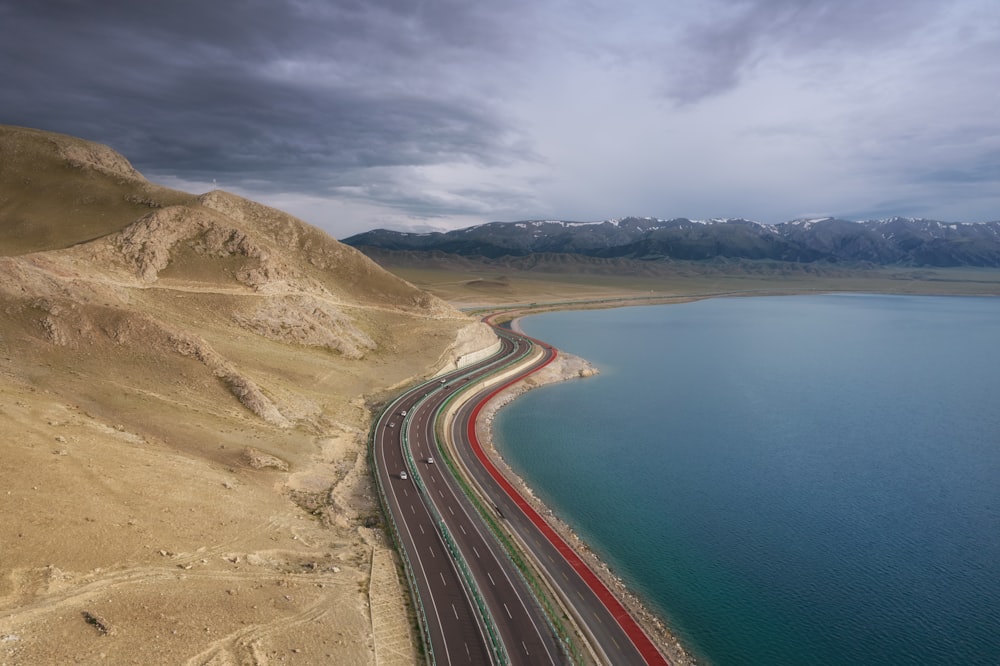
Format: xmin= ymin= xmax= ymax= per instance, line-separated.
xmin=373 ymin=324 xmax=669 ymax=665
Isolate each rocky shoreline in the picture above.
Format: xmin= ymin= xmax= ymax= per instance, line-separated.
xmin=474 ymin=318 xmax=700 ymax=666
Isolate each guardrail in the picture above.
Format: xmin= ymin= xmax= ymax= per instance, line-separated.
xmin=431 ymin=335 xmax=585 ymax=665
xmin=368 ymin=402 xmax=436 ymax=666
xmin=402 ymin=389 xmax=510 ymax=665
xmin=372 ymin=336 xmax=580 ymax=666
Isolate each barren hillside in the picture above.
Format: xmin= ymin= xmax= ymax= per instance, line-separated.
xmin=0 ymin=125 xmax=495 ymax=664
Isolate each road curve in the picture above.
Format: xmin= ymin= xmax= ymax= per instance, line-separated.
xmin=373 ymin=322 xmax=670 ymax=665
xmin=372 ymin=337 xmax=566 ymax=665
xmin=451 ymin=325 xmax=671 ymax=665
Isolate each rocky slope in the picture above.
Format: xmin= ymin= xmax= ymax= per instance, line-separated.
xmin=0 ymin=125 xmax=494 ymax=664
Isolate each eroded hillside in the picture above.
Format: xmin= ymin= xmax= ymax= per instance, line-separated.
xmin=0 ymin=125 xmax=496 ymax=664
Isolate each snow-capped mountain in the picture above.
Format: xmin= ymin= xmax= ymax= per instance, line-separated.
xmin=343 ymin=216 xmax=1000 ymax=267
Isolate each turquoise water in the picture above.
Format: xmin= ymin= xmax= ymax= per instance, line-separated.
xmin=495 ymin=294 xmax=1000 ymax=665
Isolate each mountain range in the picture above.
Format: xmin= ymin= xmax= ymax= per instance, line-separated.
xmin=344 ymin=216 xmax=1000 ymax=268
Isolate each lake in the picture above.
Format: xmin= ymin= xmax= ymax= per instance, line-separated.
xmin=495 ymin=294 xmax=1000 ymax=665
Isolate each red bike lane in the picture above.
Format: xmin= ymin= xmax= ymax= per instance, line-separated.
xmin=465 ymin=331 xmax=670 ymax=666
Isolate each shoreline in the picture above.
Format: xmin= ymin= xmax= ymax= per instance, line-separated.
xmin=474 ymin=314 xmax=700 ymax=665
xmin=470 ymin=288 xmax=1000 ymax=665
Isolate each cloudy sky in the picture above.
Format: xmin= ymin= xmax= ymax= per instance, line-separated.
xmin=3 ymin=1 xmax=999 ymax=237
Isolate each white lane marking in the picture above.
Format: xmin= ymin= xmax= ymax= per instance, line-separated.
xmin=388 ymin=475 xmax=453 ymax=666
xmin=438 ymin=490 xmax=444 ymax=498
xmin=452 ymin=604 xmax=459 ymax=620
xmin=503 ymin=603 xmax=512 ymax=619
xmin=418 ymin=524 xmax=425 ymax=534
xmin=593 ymin=611 xmax=603 ymax=624
xmin=472 ymin=546 xmax=480 ymax=559
xmin=402 ymin=487 xmax=408 ymax=497
xmin=522 ymin=641 xmax=530 ymax=656
xmin=409 ymin=504 xmax=415 ymax=514
xmin=411 ymin=349 xmax=560 ymax=664
xmin=487 ymin=572 xmax=496 ymax=587
xmin=428 ymin=546 xmax=436 ymax=558
xmin=440 ymin=572 xmax=447 ymax=586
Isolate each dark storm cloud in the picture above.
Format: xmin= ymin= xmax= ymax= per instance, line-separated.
xmin=663 ymin=0 xmax=943 ymax=104
xmin=3 ymin=1 xmax=998 ymax=233
xmin=0 ymin=0 xmax=527 ymax=191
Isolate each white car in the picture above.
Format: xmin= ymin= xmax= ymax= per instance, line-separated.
xmin=399 ymin=470 xmax=408 ymax=480
xmin=426 ymin=456 xmax=434 ymax=464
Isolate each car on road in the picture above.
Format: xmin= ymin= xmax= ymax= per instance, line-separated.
xmin=399 ymin=470 xmax=408 ymax=480
xmin=400 ymin=410 xmax=407 ymax=416
xmin=426 ymin=456 xmax=434 ymax=464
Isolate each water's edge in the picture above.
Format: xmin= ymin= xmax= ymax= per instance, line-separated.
xmin=481 ymin=294 xmax=998 ymax=664
xmin=474 ymin=315 xmax=702 ymax=665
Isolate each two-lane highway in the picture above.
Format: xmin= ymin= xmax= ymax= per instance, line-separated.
xmin=373 ymin=337 xmax=565 ymax=665
xmin=449 ymin=327 xmax=670 ymax=665
xmin=373 ymin=322 xmax=669 ymax=665
xmin=374 ymin=399 xmax=494 ymax=664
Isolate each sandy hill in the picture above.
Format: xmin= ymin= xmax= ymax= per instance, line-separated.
xmin=0 ymin=125 xmax=495 ymax=664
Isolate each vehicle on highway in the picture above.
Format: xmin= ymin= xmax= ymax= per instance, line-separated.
xmin=400 ymin=410 xmax=407 ymax=416
xmin=426 ymin=456 xmax=434 ymax=464
xmin=399 ymin=470 xmax=408 ymax=480
xmin=389 ymin=422 xmax=395 ymax=428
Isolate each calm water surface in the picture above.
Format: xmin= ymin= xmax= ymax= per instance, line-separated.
xmin=495 ymin=294 xmax=1000 ymax=665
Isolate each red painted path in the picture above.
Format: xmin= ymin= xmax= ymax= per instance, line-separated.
xmin=466 ymin=330 xmax=670 ymax=666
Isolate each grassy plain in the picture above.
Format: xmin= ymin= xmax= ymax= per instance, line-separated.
xmin=383 ymin=263 xmax=1000 ymax=312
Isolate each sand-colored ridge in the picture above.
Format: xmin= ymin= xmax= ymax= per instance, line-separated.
xmin=0 ymin=124 xmax=496 ymax=664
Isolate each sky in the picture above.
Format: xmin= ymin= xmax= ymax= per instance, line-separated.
xmin=3 ymin=0 xmax=999 ymax=237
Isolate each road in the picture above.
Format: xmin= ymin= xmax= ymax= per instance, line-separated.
xmin=373 ymin=335 xmax=564 ymax=665
xmin=372 ymin=323 xmax=669 ymax=665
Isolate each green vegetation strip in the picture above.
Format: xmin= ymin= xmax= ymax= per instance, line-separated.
xmin=400 ymin=411 xmax=510 ymax=665
xmin=433 ymin=357 xmax=585 ymax=665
